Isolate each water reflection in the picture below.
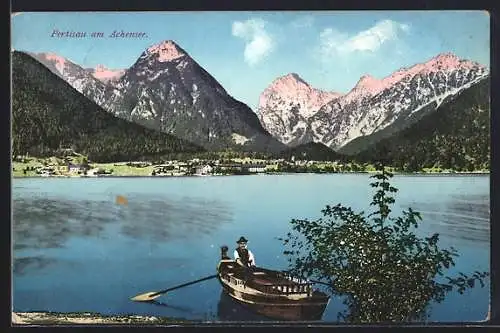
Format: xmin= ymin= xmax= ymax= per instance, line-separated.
xmin=13 ymin=256 xmax=56 ymax=275
xmin=404 ymin=193 xmax=490 ymax=243
xmin=118 ymin=196 xmax=233 ymax=242
xmin=14 ymin=196 xmax=233 ymax=248
xmin=13 ymin=195 xmax=233 ymax=275
xmin=13 ymin=198 xmax=116 ymax=251
xmin=216 ymin=291 xmax=272 ymax=321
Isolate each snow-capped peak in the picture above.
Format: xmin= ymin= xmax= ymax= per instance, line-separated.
xmin=309 ymin=52 xmax=488 ymax=150
xmin=259 ymin=52 xmax=488 ymax=149
xmin=423 ymin=52 xmax=481 ymax=72
xmin=345 ymin=52 xmax=485 ymax=101
xmin=258 ymin=73 xmax=342 ymax=145
xmin=145 ymin=40 xmax=186 ymax=62
xmin=264 ymin=73 xmax=310 ymax=96
xmin=259 ymin=72 xmax=342 ymax=115
xmin=385 ymin=52 xmax=484 ymax=83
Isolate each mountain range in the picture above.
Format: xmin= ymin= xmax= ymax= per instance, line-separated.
xmin=29 ymin=41 xmax=285 ymax=153
xmin=12 ymin=51 xmax=203 ymax=162
xmin=17 ymin=39 xmax=490 ymax=166
xmin=258 ymin=53 xmax=489 ymax=151
xmin=354 ymin=77 xmax=490 ymax=171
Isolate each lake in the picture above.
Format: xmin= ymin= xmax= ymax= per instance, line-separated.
xmin=12 ymin=174 xmax=490 ymax=322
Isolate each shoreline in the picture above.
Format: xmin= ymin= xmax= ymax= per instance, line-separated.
xmin=12 ymin=171 xmax=490 ymax=179
xmin=12 ymin=312 xmax=189 ymax=325
xmin=12 ymin=157 xmax=489 ymax=179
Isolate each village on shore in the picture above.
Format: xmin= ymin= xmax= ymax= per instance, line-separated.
xmin=12 ymin=149 xmax=489 ymax=178
xmin=13 ymin=155 xmax=371 ymax=178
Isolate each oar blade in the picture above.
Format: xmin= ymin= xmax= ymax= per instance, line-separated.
xmin=130 ymin=291 xmax=163 ymax=302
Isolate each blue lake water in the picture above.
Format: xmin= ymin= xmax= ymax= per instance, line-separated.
xmin=12 ymin=174 xmax=490 ymax=322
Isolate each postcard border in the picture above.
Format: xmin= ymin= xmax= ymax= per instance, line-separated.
xmin=7 ymin=0 xmax=499 ymax=331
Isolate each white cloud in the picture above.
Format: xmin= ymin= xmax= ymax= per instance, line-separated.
xmin=232 ymin=19 xmax=274 ymax=66
xmin=318 ymin=19 xmax=410 ymax=60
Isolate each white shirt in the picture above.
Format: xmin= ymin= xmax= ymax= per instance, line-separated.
xmin=234 ymin=248 xmax=256 ymax=266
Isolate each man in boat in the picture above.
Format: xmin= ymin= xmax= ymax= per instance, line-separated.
xmin=234 ymin=236 xmax=256 ymax=267
xmin=233 ymin=236 xmax=256 ymax=285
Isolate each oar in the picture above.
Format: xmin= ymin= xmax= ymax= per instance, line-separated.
xmin=131 ymin=274 xmax=218 ymax=302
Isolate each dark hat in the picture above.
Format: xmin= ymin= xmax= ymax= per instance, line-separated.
xmin=236 ymin=236 xmax=248 ymax=243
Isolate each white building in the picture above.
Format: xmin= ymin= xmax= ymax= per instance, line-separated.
xmin=247 ymin=164 xmax=267 ymax=173
xmin=196 ymin=164 xmax=213 ymax=175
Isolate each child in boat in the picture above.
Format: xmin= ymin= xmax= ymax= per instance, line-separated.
xmin=234 ymin=236 xmax=256 ymax=267
xmin=220 ymin=245 xmax=231 ymax=260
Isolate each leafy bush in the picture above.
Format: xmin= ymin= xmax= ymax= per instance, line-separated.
xmin=280 ymin=164 xmax=489 ymax=323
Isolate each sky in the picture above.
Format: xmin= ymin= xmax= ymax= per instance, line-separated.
xmin=11 ymin=11 xmax=490 ymax=111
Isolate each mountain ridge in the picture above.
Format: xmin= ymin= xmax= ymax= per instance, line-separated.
xmin=258 ymin=52 xmax=488 ymax=149
xmin=28 ymin=51 xmax=111 ymax=108
xmin=339 ymin=74 xmax=490 ymax=155
xmin=352 ymin=76 xmax=490 ymax=171
xmin=12 ymin=50 xmax=204 ymax=162
xmin=27 ymin=40 xmax=286 ymax=153
xmin=22 ymin=43 xmax=488 ymax=158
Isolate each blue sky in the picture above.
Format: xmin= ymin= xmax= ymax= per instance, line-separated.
xmin=12 ymin=11 xmax=489 ymax=110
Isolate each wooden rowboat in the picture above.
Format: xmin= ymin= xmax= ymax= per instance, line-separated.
xmin=216 ymin=254 xmax=330 ymax=321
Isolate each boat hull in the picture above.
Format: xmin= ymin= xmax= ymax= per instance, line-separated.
xmin=217 ymin=290 xmax=272 ymax=321
xmin=220 ymin=283 xmax=329 ymax=320
xmin=216 ymin=260 xmax=330 ymax=321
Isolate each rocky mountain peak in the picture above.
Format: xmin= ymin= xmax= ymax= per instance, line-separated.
xmin=345 ymin=53 xmax=486 ymax=100
xmin=42 ymin=52 xmax=67 ymax=64
xmin=95 ymin=40 xmax=284 ymax=152
xmin=383 ymin=52 xmax=484 ymax=85
xmin=259 ymin=51 xmax=488 ymax=150
xmin=281 ymin=72 xmax=308 ymax=84
xmin=310 ymin=52 xmax=489 ymax=149
xmin=262 ymin=72 xmax=342 ymax=105
xmin=258 ymin=73 xmax=342 ymax=146
xmin=352 ymin=74 xmax=382 ymax=94
xmin=266 ymin=73 xmax=311 ymax=95
xmin=424 ymin=52 xmax=481 ymax=72
xmin=144 ymin=40 xmax=187 ymax=62
xmin=32 ymin=52 xmax=70 ymax=74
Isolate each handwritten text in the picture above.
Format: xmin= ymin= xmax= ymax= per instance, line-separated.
xmin=50 ymin=29 xmax=148 ymax=39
